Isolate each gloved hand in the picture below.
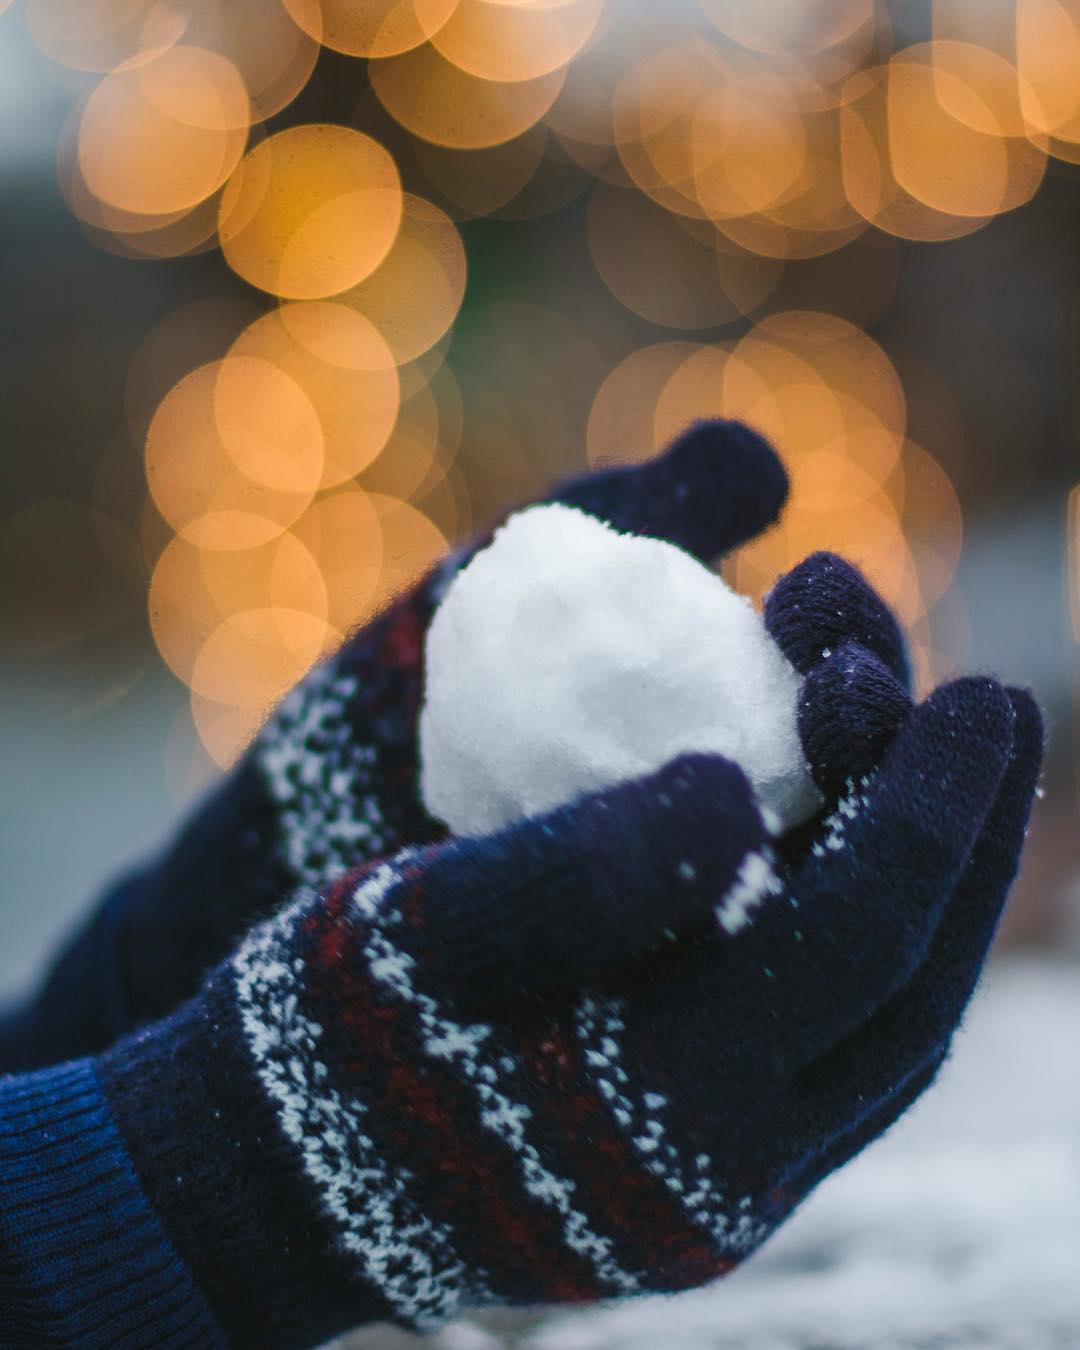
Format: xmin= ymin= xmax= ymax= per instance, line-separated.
xmin=73 ymin=609 xmax=1039 ymax=1346
xmin=0 ymin=421 xmax=790 ymax=1069
xmin=2 ymin=513 xmax=1040 ymax=1348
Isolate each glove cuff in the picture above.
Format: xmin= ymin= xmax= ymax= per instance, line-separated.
xmin=0 ymin=1057 xmax=224 ymax=1347
xmin=97 ymin=953 xmax=395 ymax=1344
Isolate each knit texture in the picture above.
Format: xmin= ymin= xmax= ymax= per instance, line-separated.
xmin=0 ymin=419 xmax=1045 ymax=1345
xmin=83 ymin=669 xmax=1041 ymax=1345
xmin=0 ymin=1060 xmax=223 ymax=1348
xmin=765 ymin=550 xmax=910 ymax=686
xmin=0 ymin=419 xmax=790 ymax=1073
xmin=0 ymin=474 xmax=1043 ymax=1342
xmin=796 ymin=638 xmax=914 ymax=797
xmin=96 ymin=978 xmax=392 ymax=1349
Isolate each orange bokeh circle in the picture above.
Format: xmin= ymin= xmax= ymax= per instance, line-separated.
xmin=145 ymin=361 xmax=319 ymax=550
xmin=283 ymin=0 xmax=460 ymax=59
xmin=370 ymin=41 xmax=567 ymax=149
xmin=78 ymin=47 xmax=250 ymax=217
xmin=430 ymin=0 xmax=603 ymax=84
xmin=337 ymin=194 xmax=467 ymax=365
xmin=219 ymin=124 xmax=404 ymax=299
xmin=229 ymin=303 xmax=401 ymax=488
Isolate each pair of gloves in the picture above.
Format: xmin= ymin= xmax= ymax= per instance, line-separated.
xmin=0 ymin=422 xmax=1042 ymax=1349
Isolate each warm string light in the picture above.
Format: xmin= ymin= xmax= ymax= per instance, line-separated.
xmin=24 ymin=0 xmax=1078 ymax=765
xmin=34 ymin=9 xmax=468 ymax=762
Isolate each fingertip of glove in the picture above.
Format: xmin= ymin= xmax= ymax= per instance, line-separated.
xmin=925 ymin=675 xmax=1016 ymax=745
xmin=764 ymin=551 xmax=909 ymax=686
xmin=897 ymin=677 xmax=1016 ymax=815
xmin=552 ymin=419 xmax=788 ymax=561
xmin=663 ymin=419 xmax=790 ymax=536
xmin=798 ymin=642 xmax=913 ymax=797
xmin=632 ymin=750 xmax=767 ymax=836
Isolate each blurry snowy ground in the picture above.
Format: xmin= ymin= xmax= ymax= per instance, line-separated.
xmin=343 ymin=959 xmax=1080 ymax=1350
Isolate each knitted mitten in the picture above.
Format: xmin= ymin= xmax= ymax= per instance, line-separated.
xmin=0 ymin=420 xmax=789 ymax=1071
xmin=0 ymin=647 xmax=1042 ymax=1346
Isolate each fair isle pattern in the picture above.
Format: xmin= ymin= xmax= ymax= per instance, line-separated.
xmin=229 ymin=850 xmax=758 ymax=1315
xmin=354 ymin=863 xmax=644 ymax=1298
xmin=257 ymin=662 xmax=389 ymax=890
xmin=230 ymin=883 xmax=477 ymax=1329
xmin=217 ymin=662 xmax=1032 ymax=1333
xmin=811 ymin=777 xmax=872 ymax=859
xmin=574 ymin=995 xmax=767 ymax=1257
xmin=714 ymin=847 xmax=783 ymax=935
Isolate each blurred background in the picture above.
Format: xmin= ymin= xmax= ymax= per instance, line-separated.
xmin=0 ymin=1 xmax=1078 ymax=1342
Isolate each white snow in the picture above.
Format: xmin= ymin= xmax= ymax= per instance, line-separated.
xmin=338 ymin=957 xmax=1080 ymax=1350
xmin=419 ymin=505 xmax=821 ymax=838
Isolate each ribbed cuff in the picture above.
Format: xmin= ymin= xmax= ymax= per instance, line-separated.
xmin=99 ymin=969 xmax=391 ymax=1348
xmin=0 ymin=1059 xmax=224 ymax=1349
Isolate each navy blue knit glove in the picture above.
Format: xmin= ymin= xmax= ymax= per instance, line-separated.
xmin=76 ymin=639 xmax=1041 ymax=1345
xmin=1 ymin=535 xmax=1041 ymax=1346
xmin=0 ymin=421 xmax=788 ymax=1070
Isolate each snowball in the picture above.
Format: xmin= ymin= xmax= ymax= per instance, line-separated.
xmin=419 ymin=503 xmax=822 ymax=838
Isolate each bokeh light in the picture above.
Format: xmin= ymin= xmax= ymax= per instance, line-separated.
xmin=366 ymin=492 xmax=450 ymax=599
xmin=337 ymin=194 xmax=467 ymax=364
xmin=587 ymin=181 xmax=781 ymax=328
xmin=28 ymin=0 xmax=178 ymax=74
xmin=282 ymin=0 xmax=460 ymax=60
xmin=586 ymin=342 xmax=703 ymax=466
xmin=148 ymin=529 xmax=328 ymax=690
xmin=78 ymin=48 xmax=250 ymax=217
xmin=885 ymin=45 xmax=1045 ymax=219
xmin=145 ymin=361 xmax=319 ymax=550
xmin=429 ymin=0 xmax=603 ymax=84
xmin=840 ymin=50 xmax=1047 ymax=242
xmin=183 ymin=0 xmax=320 ymax=122
xmin=229 ymin=303 xmax=401 ymax=486
xmin=1017 ymin=0 xmax=1080 ymax=145
xmin=697 ymin=0 xmax=876 ymax=60
xmin=17 ymin=0 xmax=1074 ymax=771
xmin=125 ymin=298 xmax=263 ymax=446
xmin=411 ymin=126 xmax=548 ymax=217
xmin=219 ymin=125 xmax=403 ymax=298
xmin=369 ymin=41 xmax=567 ymax=148
xmin=213 ymin=355 xmax=325 ymax=493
